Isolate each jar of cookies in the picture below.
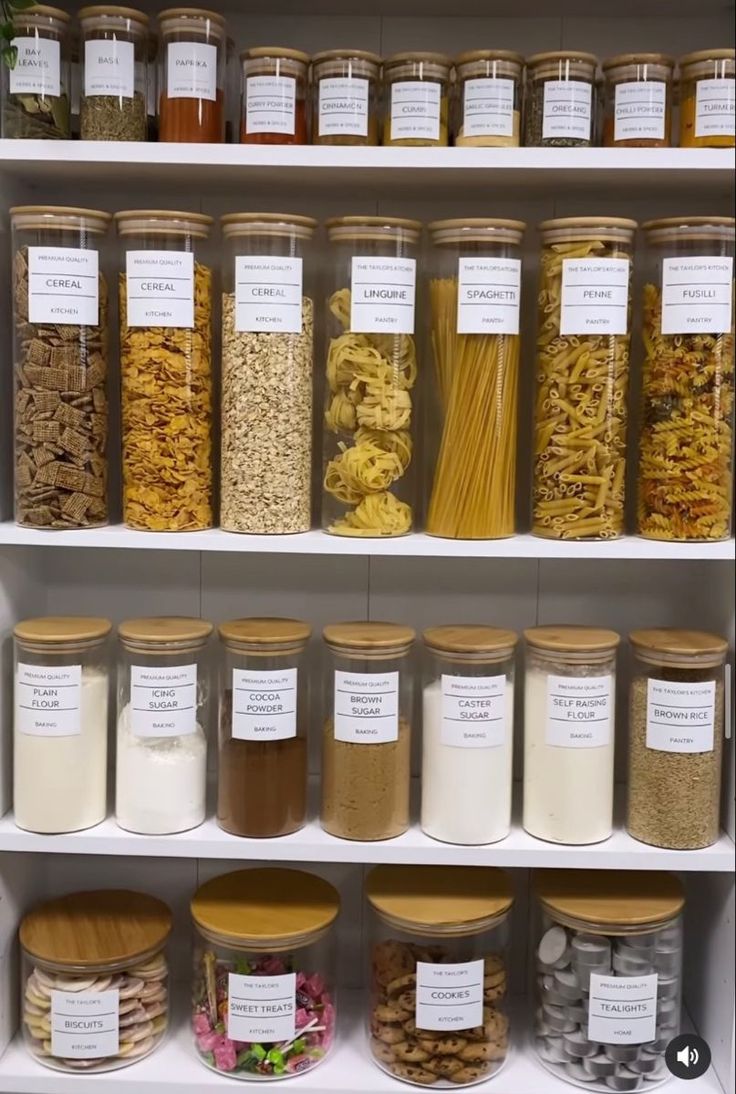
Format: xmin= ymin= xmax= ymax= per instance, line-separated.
xmin=366 ymin=865 xmax=513 ymax=1087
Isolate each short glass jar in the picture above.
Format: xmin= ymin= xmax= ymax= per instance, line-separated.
xmin=525 ymin=51 xmax=598 ymax=146
xmin=2 ymin=4 xmax=71 ymax=139
xmin=532 ymin=870 xmax=684 ymax=1090
xmin=383 ymin=52 xmax=451 ymax=146
xmin=240 ymin=47 xmax=309 ymax=144
xmin=217 ymin=618 xmax=311 ymax=838
xmin=679 ymin=49 xmax=735 ymax=147
xmin=523 ymin=626 xmax=620 ymax=845
xmin=158 ymin=7 xmax=226 ymax=142
xmin=601 ymin=53 xmax=674 ymax=147
xmin=20 ymin=889 xmax=171 ymax=1073
xmin=191 ymin=868 xmax=339 ymax=1079
xmin=312 ymin=49 xmax=381 ymax=145
xmin=453 ymin=50 xmax=523 ymax=147
xmin=321 ymin=622 xmax=415 ymax=841
xmin=366 ymin=864 xmax=514 ymax=1087
xmin=79 ymin=5 xmax=148 ymax=141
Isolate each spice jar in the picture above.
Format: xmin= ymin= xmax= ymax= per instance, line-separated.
xmin=426 ymin=218 xmax=525 ymax=539
xmin=220 ymin=213 xmax=316 ymax=534
xmin=523 ymin=626 xmax=620 ymax=845
xmin=323 ymin=217 xmax=421 ymax=536
xmin=679 ymin=49 xmax=735 ymax=147
xmin=158 ymin=7 xmax=225 ymax=142
xmin=217 ymin=618 xmax=311 ymax=838
xmin=321 ymin=622 xmax=415 ymax=841
xmin=20 ymin=889 xmax=171 ymax=1073
xmin=366 ymin=865 xmax=513 ymax=1087
xmin=191 ymin=868 xmax=339 ymax=1079
xmin=422 ymin=626 xmax=517 ymax=846
xmin=532 ymin=870 xmax=684 ymax=1089
xmin=115 ymin=209 xmax=214 ymax=531
xmin=312 ymin=49 xmax=380 ymax=145
xmin=10 ymin=205 xmax=111 ymax=529
xmin=638 ymin=216 xmax=735 ymax=541
xmin=453 ymin=50 xmax=523 ymax=147
xmin=79 ymin=6 xmax=148 ymax=141
xmin=533 ymin=217 xmax=637 ymax=541
xmin=13 ymin=616 xmax=111 ymax=834
xmin=601 ymin=54 xmax=674 ymax=147
xmin=240 ymin=47 xmax=309 ymax=144
xmin=525 ymin=52 xmax=598 ymax=146
xmin=627 ymin=629 xmax=728 ymax=851
xmin=1 ymin=4 xmax=70 ymax=138
xmin=383 ymin=52 xmax=451 ymax=146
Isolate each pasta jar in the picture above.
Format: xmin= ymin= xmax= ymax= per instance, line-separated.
xmin=20 ymin=889 xmax=171 ymax=1073
xmin=532 ymin=870 xmax=684 ymax=1089
xmin=421 ymin=626 xmax=517 ymax=845
xmin=523 ymin=626 xmax=620 ymax=845
xmin=158 ymin=8 xmax=226 ymax=142
xmin=426 ymin=218 xmax=525 ymax=539
xmin=1 ymin=4 xmax=71 ymax=139
xmin=679 ymin=49 xmax=735 ymax=147
xmin=115 ymin=209 xmax=214 ymax=531
xmin=638 ymin=216 xmax=735 ymax=541
xmin=322 ymin=217 xmax=421 ymax=537
xmin=116 ymin=616 xmax=213 ymax=835
xmin=240 ymin=47 xmax=309 ymax=144
xmin=321 ymin=622 xmax=415 ymax=841
xmin=217 ymin=618 xmax=311 ymax=838
xmin=312 ymin=49 xmax=381 ymax=145
xmin=533 ymin=217 xmax=637 ymax=541
xmin=366 ymin=864 xmax=513 ymax=1087
xmin=383 ymin=52 xmax=451 ymax=146
xmin=525 ymin=52 xmax=598 ymax=146
xmin=10 ymin=205 xmax=111 ymax=529
xmin=453 ymin=50 xmax=523 ymax=147
xmin=220 ymin=213 xmax=317 ymax=534
xmin=601 ymin=53 xmax=674 ymax=147
xmin=191 ymin=868 xmax=339 ymax=1079
xmin=627 ymin=628 xmax=728 ymax=850
xmin=79 ymin=5 xmax=148 ymax=141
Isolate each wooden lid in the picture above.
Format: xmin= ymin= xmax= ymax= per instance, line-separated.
xmin=679 ymin=48 xmax=735 ymax=66
xmin=527 ymin=50 xmax=598 ymax=66
xmin=158 ymin=7 xmax=225 ymax=25
xmin=221 ymin=212 xmax=317 ymax=240
xmin=630 ymin=628 xmax=728 ymax=667
xmin=366 ymin=866 xmax=513 ymax=936
xmin=115 ymin=209 xmax=213 ymax=239
xmin=312 ymin=48 xmax=382 ymax=66
xmin=602 ymin=53 xmax=675 ymax=71
xmin=643 ymin=216 xmax=735 ymax=243
xmin=423 ymin=625 xmax=518 ymax=656
xmin=14 ymin=616 xmax=112 ymax=648
xmin=533 ymin=871 xmax=684 ymax=933
xmin=219 ymin=617 xmax=312 ymax=651
xmin=78 ymin=6 xmax=149 ymax=26
xmin=456 ymin=49 xmax=524 ymax=67
xmin=385 ymin=50 xmax=452 ymax=67
xmin=119 ymin=616 xmax=213 ymax=650
xmin=429 ymin=217 xmax=526 ymax=246
xmin=242 ymin=45 xmax=310 ymax=64
xmin=539 ymin=216 xmax=637 ymax=245
xmin=19 ymin=5 xmax=71 ymax=22
xmin=10 ymin=206 xmax=111 ymax=234
xmin=525 ymin=625 xmax=620 ymax=654
xmin=323 ymin=621 xmax=415 ymax=655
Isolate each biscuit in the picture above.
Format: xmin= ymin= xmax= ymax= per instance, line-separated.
xmin=459 ymin=1040 xmax=506 ymax=1062
xmin=373 ymin=941 xmax=414 ymax=987
xmin=370 ymin=1039 xmax=396 ymax=1065
xmin=425 ymin=1055 xmax=464 ymax=1077
xmin=396 ymin=990 xmax=416 ymax=1012
xmin=394 ymin=1041 xmax=432 ymax=1063
xmin=374 ymin=1022 xmax=406 ymax=1045
xmin=374 ymin=1003 xmax=411 ymax=1023
xmin=390 ymin=1061 xmax=437 ymax=1085
xmin=451 ymin=1063 xmax=493 ymax=1083
xmin=418 ymin=1036 xmax=468 ymax=1056
xmin=387 ymin=972 xmax=417 ymax=996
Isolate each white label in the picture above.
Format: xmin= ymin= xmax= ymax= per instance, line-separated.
xmin=560 ymin=258 xmax=630 ymax=335
xmin=646 ymin=678 xmax=716 ymax=753
xmin=130 ymin=664 xmax=197 ymax=738
xmin=457 ymin=257 xmax=521 ymax=335
xmin=235 ymin=256 xmax=303 ymax=333
xmin=125 ymin=250 xmax=194 ymax=329
xmin=28 ymin=248 xmax=99 ymax=326
xmin=587 ymin=975 xmax=658 ymax=1044
xmin=463 ymin=77 xmax=514 ymax=138
xmin=232 ymin=668 xmax=298 ymax=741
xmin=546 ymin=674 xmax=613 ymax=748
xmin=245 ymin=75 xmax=296 ymax=135
xmin=542 ymin=79 xmax=592 ymax=141
xmin=441 ymin=674 xmax=507 ymax=748
xmin=695 ymin=77 xmax=735 ymax=138
xmin=319 ymin=75 xmax=368 ymax=137
xmin=51 ymin=990 xmax=120 ymax=1059
xmin=16 ymin=663 xmax=82 ymax=737
xmin=167 ymin=41 xmax=216 ymax=100
xmin=334 ymin=670 xmax=399 ymax=743
xmin=390 ymin=80 xmax=441 ymax=141
xmin=350 ymin=256 xmax=416 ymax=334
xmin=415 ymin=960 xmax=484 ymax=1032
xmin=9 ymin=37 xmax=60 ymax=96
xmin=661 ymin=256 xmax=733 ymax=334
xmin=614 ymin=80 xmax=666 ymax=141
xmin=84 ymin=38 xmax=134 ymax=98
xmin=227 ymin=972 xmax=296 ymax=1042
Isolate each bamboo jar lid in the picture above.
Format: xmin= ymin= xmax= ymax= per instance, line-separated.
xmin=10 ymin=206 xmax=111 ymax=234
xmin=525 ymin=625 xmax=620 ymax=653
xmin=534 ymin=870 xmax=684 ymax=934
xmin=221 ymin=212 xmax=317 ymax=240
xmin=119 ymin=616 xmax=213 ymax=651
xmin=219 ymin=617 xmax=312 ymax=652
xmin=630 ymin=627 xmax=728 ymax=668
xmin=14 ymin=616 xmax=112 ymax=651
xmin=366 ymin=865 xmax=514 ymax=937
xmin=323 ymin=621 xmax=415 ymax=656
xmin=423 ymin=624 xmax=518 ymax=659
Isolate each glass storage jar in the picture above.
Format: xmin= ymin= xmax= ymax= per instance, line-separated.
xmin=525 ymin=51 xmax=598 ymax=146
xmin=115 ymin=209 xmax=214 ymax=531
xmin=533 ymin=217 xmax=637 ymax=541
xmin=453 ymin=50 xmax=523 ymax=147
xmin=116 ymin=616 xmax=213 ymax=835
xmin=14 ymin=616 xmax=111 ymax=834
xmin=312 ymin=49 xmax=380 ymax=145
xmin=421 ymin=625 xmax=517 ymax=845
xmin=191 ymin=867 xmax=339 ymax=1079
xmin=79 ymin=5 xmax=148 ymax=141
xmin=321 ymin=622 xmax=415 ymax=840
xmin=323 ymin=216 xmax=421 ymax=537
xmin=679 ymin=49 xmax=735 ymax=147
xmin=2 ymin=4 xmax=70 ymax=138
xmin=10 ymin=205 xmax=111 ymax=529
xmin=627 ymin=628 xmax=728 ymax=850
xmin=601 ymin=54 xmax=673 ymax=147
xmin=383 ymin=52 xmax=451 ymax=146
xmin=637 ymin=216 xmax=735 ymax=541
xmin=523 ymin=626 xmax=620 ymax=845
xmin=240 ymin=47 xmax=309 ymax=144
xmin=426 ymin=218 xmax=525 ymax=539
xmin=20 ymin=888 xmax=171 ymax=1073
xmin=158 ymin=7 xmax=225 ymax=142
xmin=532 ymin=870 xmax=684 ymax=1090
xmin=217 ymin=618 xmax=311 ymax=838
xmin=220 ymin=213 xmax=317 ymax=534
xmin=366 ymin=864 xmax=513 ymax=1087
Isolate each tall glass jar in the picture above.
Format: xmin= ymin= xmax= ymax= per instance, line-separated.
xmin=191 ymin=868 xmax=339 ymax=1079
xmin=240 ymin=47 xmax=309 ymax=144
xmin=426 ymin=218 xmax=525 ymax=539
xmin=421 ymin=626 xmax=517 ymax=845
xmin=532 ymin=870 xmax=684 ymax=1089
xmin=10 ymin=205 xmax=111 ymax=529
xmin=13 ymin=616 xmax=111 ymax=834
xmin=366 ymin=864 xmax=513 ymax=1087
xmin=679 ymin=49 xmax=735 ymax=147
xmin=217 ymin=618 xmax=311 ymax=838
xmin=627 ymin=628 xmax=728 ymax=850
xmin=1 ymin=4 xmax=70 ymax=138
xmin=323 ymin=217 xmax=421 ymax=537
xmin=533 ymin=217 xmax=637 ymax=541
xmin=453 ymin=50 xmax=523 ymax=147
xmin=321 ymin=622 xmax=415 ymax=840
xmin=220 ymin=213 xmax=317 ymax=534
xmin=312 ymin=49 xmax=380 ymax=145
xmin=116 ymin=616 xmax=212 ymax=835
xmin=601 ymin=54 xmax=673 ymax=147
xmin=115 ymin=209 xmax=214 ymax=531
xmin=383 ymin=52 xmax=451 ymax=146
xmin=638 ymin=216 xmax=735 ymax=541
xmin=79 ymin=5 xmax=148 ymax=141
xmin=525 ymin=52 xmax=598 ymax=146
xmin=523 ymin=626 xmax=620 ymax=845
xmin=158 ymin=8 xmax=225 ymax=142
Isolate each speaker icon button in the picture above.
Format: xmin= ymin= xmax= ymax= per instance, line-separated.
xmin=665 ymin=1034 xmax=711 ymax=1080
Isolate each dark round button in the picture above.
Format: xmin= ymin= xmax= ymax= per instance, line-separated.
xmin=665 ymin=1034 xmax=711 ymax=1079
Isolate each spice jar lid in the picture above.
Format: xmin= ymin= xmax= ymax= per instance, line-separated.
xmin=423 ymin=624 xmax=518 ymax=659
xmin=527 ymin=50 xmax=598 ymax=66
xmin=158 ymin=6 xmax=225 ymax=25
xmin=115 ymin=209 xmax=213 ymax=239
xmin=366 ymin=865 xmax=514 ymax=937
xmin=219 ymin=617 xmax=312 ymax=653
xmin=539 ymin=216 xmax=638 ymax=245
xmin=456 ymin=49 xmax=524 ymax=67
xmin=643 ymin=216 xmax=735 ymax=244
xmin=312 ymin=48 xmax=382 ymax=67
xmin=533 ymin=870 xmax=684 ymax=934
xmin=601 ymin=52 xmax=675 ymax=71
xmin=241 ymin=45 xmax=310 ymax=64
xmin=221 ymin=212 xmax=317 ymax=240
xmin=429 ymin=217 xmax=526 ymax=246
xmin=525 ymin=625 xmax=620 ymax=654
xmin=78 ymin=5 xmax=149 ymax=28
xmin=16 ymin=5 xmax=71 ymax=23
xmin=630 ymin=628 xmax=728 ymax=668
xmin=323 ymin=621 xmax=415 ymax=657
xmin=326 ymin=215 xmax=422 ymax=245
xmin=679 ymin=48 xmax=735 ymax=66
xmin=119 ymin=616 xmax=213 ymax=652
xmin=10 ymin=205 xmax=111 ymax=234
xmin=14 ymin=616 xmax=112 ymax=652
